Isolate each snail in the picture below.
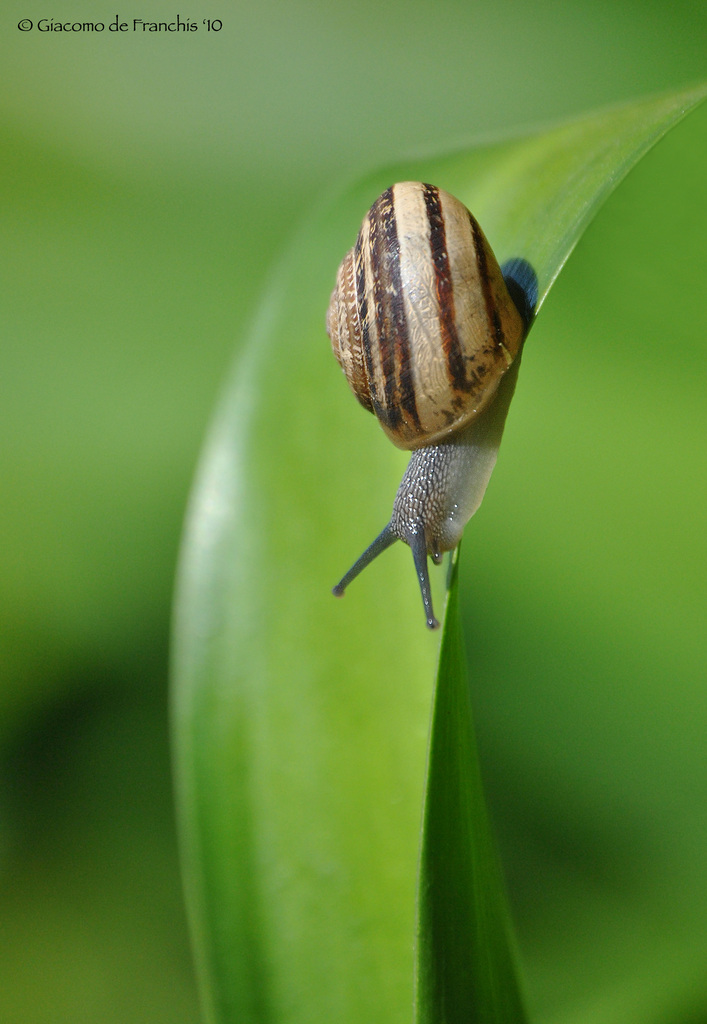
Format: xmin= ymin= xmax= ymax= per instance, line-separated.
xmin=327 ymin=181 xmax=533 ymax=629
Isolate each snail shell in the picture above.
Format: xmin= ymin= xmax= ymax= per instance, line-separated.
xmin=326 ymin=181 xmax=524 ymax=450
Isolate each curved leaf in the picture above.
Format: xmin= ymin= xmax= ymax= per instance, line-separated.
xmin=171 ymin=84 xmax=706 ymax=1024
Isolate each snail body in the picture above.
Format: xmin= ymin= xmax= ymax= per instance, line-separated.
xmin=327 ymin=182 xmax=528 ymax=629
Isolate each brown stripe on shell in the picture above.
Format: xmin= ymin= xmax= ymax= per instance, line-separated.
xmin=365 ymin=188 xmax=403 ymax=431
xmin=467 ymin=210 xmax=507 ymax=360
xmin=388 ymin=187 xmax=421 ymax=433
xmin=366 ymin=188 xmax=398 ymax=428
xmin=422 ymin=183 xmax=472 ymax=398
xmin=354 ymin=219 xmax=379 ymax=417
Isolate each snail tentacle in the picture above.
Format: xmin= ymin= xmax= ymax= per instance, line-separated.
xmin=332 ymin=525 xmax=397 ymax=598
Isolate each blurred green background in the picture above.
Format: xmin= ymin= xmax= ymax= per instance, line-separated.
xmin=1 ymin=0 xmax=705 ymax=1021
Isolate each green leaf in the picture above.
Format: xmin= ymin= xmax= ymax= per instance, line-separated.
xmin=415 ymin=549 xmax=527 ymax=1024
xmin=170 ymin=84 xmax=706 ymax=1024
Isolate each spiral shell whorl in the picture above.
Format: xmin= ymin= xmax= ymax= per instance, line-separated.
xmin=326 ymin=181 xmax=524 ymax=450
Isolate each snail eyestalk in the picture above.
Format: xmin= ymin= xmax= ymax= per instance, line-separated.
xmin=332 ymin=521 xmax=441 ymax=631
xmin=407 ymin=527 xmax=440 ymax=630
xmin=332 ymin=525 xmax=397 ymax=597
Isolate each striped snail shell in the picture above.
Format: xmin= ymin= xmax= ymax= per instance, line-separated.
xmin=327 ymin=181 xmax=524 ymax=449
xmin=327 ymin=181 xmax=528 ymax=629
